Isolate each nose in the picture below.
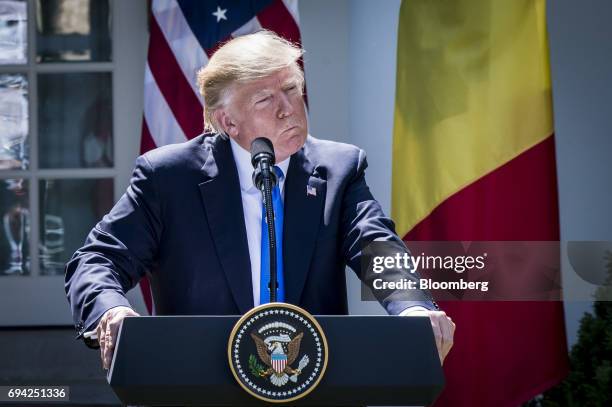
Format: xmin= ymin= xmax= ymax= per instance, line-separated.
xmin=277 ymin=92 xmax=294 ymax=119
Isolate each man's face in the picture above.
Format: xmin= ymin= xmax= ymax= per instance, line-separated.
xmin=217 ymin=67 xmax=308 ymax=162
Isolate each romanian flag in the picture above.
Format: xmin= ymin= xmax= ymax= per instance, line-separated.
xmin=392 ymin=0 xmax=569 ymax=405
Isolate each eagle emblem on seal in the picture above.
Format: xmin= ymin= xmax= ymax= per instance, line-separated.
xmin=249 ymin=330 xmax=310 ymax=387
xmin=228 ymin=303 xmax=328 ymax=402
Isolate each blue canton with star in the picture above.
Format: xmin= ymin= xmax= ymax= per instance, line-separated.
xmin=176 ymin=0 xmax=275 ymax=50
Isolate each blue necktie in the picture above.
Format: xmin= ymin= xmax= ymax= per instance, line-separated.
xmin=260 ymin=166 xmax=285 ymax=304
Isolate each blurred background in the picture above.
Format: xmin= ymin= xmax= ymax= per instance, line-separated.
xmin=0 ymin=0 xmax=610 ymax=405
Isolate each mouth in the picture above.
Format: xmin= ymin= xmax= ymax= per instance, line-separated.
xmin=281 ymin=125 xmax=299 ymax=134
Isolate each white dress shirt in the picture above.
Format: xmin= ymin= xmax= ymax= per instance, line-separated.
xmin=229 ymin=138 xmax=290 ymax=307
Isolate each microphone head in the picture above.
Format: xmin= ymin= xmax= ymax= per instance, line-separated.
xmin=250 ymin=137 xmax=275 ymax=168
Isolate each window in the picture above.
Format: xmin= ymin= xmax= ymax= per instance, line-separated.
xmin=0 ymin=0 xmax=147 ymax=326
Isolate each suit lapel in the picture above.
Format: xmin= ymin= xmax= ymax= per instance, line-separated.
xmin=283 ymin=145 xmax=326 ymax=305
xmin=198 ymin=137 xmax=254 ymax=314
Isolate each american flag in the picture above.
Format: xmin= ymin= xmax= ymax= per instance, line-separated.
xmin=138 ymin=0 xmax=303 ymax=314
xmin=306 ymin=184 xmax=317 ymax=197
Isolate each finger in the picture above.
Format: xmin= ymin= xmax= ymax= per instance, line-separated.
xmin=430 ymin=317 xmax=443 ymax=362
xmin=99 ymin=340 xmax=105 ymax=369
xmin=126 ymin=308 xmax=140 ymax=317
xmin=104 ymin=319 xmax=113 ymax=369
xmin=97 ymin=317 xmax=107 ymax=368
xmin=440 ymin=318 xmax=454 ymax=361
xmin=106 ymin=317 xmax=122 ymax=366
xmin=435 ymin=317 xmax=448 ymax=363
xmin=96 ymin=316 xmax=106 ymax=347
xmin=105 ymin=313 xmax=128 ymax=369
xmin=101 ymin=329 xmax=107 ymax=369
xmin=435 ymin=312 xmax=454 ymax=355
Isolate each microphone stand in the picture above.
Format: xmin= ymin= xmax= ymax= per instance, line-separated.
xmin=258 ymin=162 xmax=279 ymax=303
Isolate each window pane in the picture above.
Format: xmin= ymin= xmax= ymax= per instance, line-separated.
xmin=0 ymin=0 xmax=27 ymax=65
xmin=39 ymin=178 xmax=113 ymax=275
xmin=0 ymin=179 xmax=29 ymax=276
xmin=36 ymin=0 xmax=111 ymax=62
xmin=38 ymin=72 xmax=112 ymax=169
xmin=0 ymin=73 xmax=28 ymax=170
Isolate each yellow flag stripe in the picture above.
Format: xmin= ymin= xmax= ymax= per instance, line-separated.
xmin=392 ymin=0 xmax=553 ymax=237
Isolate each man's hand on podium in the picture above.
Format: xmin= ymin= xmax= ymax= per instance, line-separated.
xmin=402 ymin=309 xmax=455 ymax=364
xmin=96 ymin=306 xmax=140 ymax=370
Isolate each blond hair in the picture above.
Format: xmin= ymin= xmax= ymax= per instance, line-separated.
xmin=196 ymin=30 xmax=304 ymax=134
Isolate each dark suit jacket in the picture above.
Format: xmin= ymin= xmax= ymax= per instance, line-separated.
xmin=65 ymin=134 xmax=436 ymax=340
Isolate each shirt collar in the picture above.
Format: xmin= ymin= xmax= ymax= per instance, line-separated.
xmin=229 ymin=137 xmax=291 ymax=193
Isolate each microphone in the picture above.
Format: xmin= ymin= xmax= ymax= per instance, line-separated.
xmin=250 ymin=137 xmax=280 ymax=302
xmin=250 ymin=137 xmax=278 ymax=190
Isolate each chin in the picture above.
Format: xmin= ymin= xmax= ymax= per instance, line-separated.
xmin=275 ymin=132 xmax=306 ymax=159
xmin=289 ymin=134 xmax=307 ymax=151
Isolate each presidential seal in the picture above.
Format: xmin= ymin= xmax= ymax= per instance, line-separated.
xmin=228 ymin=303 xmax=328 ymax=403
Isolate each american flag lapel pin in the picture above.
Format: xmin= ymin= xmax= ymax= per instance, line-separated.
xmin=306 ymin=185 xmax=317 ymax=197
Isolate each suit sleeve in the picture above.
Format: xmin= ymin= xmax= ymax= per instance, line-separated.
xmin=64 ymin=155 xmax=162 ymax=340
xmin=340 ymin=148 xmax=439 ymax=315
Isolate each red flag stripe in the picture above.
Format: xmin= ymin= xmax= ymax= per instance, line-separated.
xmin=404 ymin=135 xmax=569 ymax=406
xmin=257 ymin=0 xmax=302 ymax=46
xmin=148 ymin=15 xmax=203 ymax=140
xmin=256 ymin=2 xmax=307 ymax=105
xmin=405 ymin=135 xmax=561 ymax=241
xmin=281 ymin=0 xmax=300 ymax=25
xmin=151 ymin=1 xmax=207 ymax=104
xmin=139 ymin=118 xmax=157 ymax=155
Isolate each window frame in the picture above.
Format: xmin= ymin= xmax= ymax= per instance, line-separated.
xmin=0 ymin=0 xmax=148 ymax=327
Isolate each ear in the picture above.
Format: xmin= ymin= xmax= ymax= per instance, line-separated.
xmin=214 ymin=109 xmax=239 ymax=138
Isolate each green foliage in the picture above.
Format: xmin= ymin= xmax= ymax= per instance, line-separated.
xmin=526 ymin=252 xmax=612 ymax=407
xmin=249 ymin=354 xmax=266 ymax=377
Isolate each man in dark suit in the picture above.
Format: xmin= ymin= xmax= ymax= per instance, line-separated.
xmin=65 ymin=30 xmax=455 ymax=370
